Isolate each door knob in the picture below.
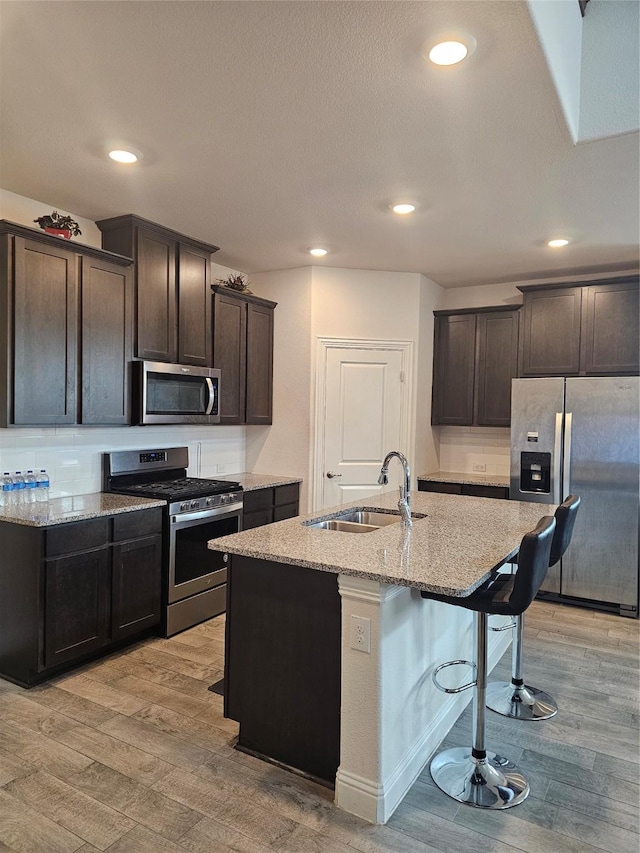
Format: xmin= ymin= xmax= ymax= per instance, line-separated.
xmin=326 ymin=471 xmax=342 ymax=479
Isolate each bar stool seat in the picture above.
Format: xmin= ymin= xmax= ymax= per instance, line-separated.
xmin=486 ymin=495 xmax=581 ymax=721
xmin=421 ymin=515 xmax=556 ymax=809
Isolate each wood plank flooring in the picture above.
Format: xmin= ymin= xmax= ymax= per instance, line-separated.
xmin=0 ymin=601 xmax=637 ymax=852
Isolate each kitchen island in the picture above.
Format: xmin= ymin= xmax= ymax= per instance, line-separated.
xmin=210 ymin=490 xmax=550 ymax=824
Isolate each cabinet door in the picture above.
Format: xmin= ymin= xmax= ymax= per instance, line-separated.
xmin=136 ymin=228 xmax=176 ymax=362
xmin=581 ymin=280 xmax=639 ymax=375
xmin=81 ymin=257 xmax=132 ymax=424
xmin=431 ymin=314 xmax=476 ymax=425
xmin=246 ymin=302 xmax=274 ymax=425
xmin=177 ymin=244 xmax=212 ymax=366
xmin=13 ymin=237 xmax=78 ymax=424
xmin=44 ymin=547 xmax=110 ymax=668
xmin=213 ymin=291 xmax=246 ymax=424
xmin=520 ymin=287 xmax=582 ymax=376
xmin=111 ymin=534 xmax=162 ymax=640
xmin=475 ymin=310 xmax=519 ymax=426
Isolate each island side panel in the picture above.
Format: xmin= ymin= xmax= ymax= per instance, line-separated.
xmin=224 ymin=554 xmax=341 ymax=783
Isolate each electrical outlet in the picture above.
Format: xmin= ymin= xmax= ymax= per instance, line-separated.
xmin=472 ymin=463 xmax=486 ymax=473
xmin=350 ymin=615 xmax=371 ymax=653
xmin=216 ymin=464 xmax=227 ymax=474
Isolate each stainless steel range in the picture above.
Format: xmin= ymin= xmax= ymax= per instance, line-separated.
xmin=103 ymin=447 xmax=242 ymax=637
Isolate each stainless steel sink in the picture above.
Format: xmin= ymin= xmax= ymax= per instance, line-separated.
xmin=304 ymin=508 xmax=426 ymax=533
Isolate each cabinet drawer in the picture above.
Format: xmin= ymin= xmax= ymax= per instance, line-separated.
xmin=242 ymin=488 xmax=273 ymax=513
xmin=112 ymin=508 xmax=163 ymax=542
xmin=274 ymin=483 xmax=300 ymax=506
xmin=46 ymin=518 xmax=109 ymax=558
xmin=417 ymin=481 xmax=462 ymax=495
xmin=243 ymin=509 xmax=273 ymax=530
xmin=273 ymin=502 xmax=299 ymax=522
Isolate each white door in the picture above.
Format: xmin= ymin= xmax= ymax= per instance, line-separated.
xmin=316 ymin=342 xmax=410 ymax=510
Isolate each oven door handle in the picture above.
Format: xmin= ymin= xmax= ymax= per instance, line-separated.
xmin=171 ymin=503 xmax=243 ymax=527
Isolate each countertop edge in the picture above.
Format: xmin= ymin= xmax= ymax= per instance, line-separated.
xmin=417 ymin=471 xmax=510 ymax=488
xmin=0 ymin=495 xmax=165 ymax=527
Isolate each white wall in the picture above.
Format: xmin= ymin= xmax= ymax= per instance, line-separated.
xmin=0 ymin=188 xmax=103 ymax=248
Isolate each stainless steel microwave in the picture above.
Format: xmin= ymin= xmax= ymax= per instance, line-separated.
xmin=134 ymin=361 xmax=221 ymax=425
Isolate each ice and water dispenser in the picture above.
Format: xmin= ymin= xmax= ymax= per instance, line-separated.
xmin=519 ymin=451 xmax=551 ymax=494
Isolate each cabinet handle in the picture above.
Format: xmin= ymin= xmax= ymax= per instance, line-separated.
xmin=326 ymin=471 xmax=342 ymax=479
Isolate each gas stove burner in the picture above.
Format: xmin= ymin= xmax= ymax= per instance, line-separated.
xmin=116 ymin=477 xmax=242 ymax=502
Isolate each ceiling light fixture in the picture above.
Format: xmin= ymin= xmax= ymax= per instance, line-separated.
xmin=423 ymin=33 xmax=477 ymax=67
xmin=391 ymin=203 xmax=416 ymax=215
xmin=547 ymin=238 xmax=570 ymax=248
xmin=309 ymin=247 xmax=328 ymax=257
xmin=108 ymin=149 xmax=139 ymax=164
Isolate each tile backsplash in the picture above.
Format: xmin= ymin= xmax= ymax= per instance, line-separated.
xmin=436 ymin=426 xmax=511 ymax=477
xmin=0 ymin=426 xmax=247 ymax=498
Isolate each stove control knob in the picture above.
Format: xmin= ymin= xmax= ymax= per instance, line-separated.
xmin=190 ymin=500 xmax=200 ymax=510
xmin=180 ymin=502 xmax=189 ymax=512
xmin=206 ymin=497 xmax=216 ymax=507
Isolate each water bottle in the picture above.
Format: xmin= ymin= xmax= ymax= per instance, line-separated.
xmin=24 ymin=470 xmax=37 ymax=503
xmin=13 ymin=471 xmax=25 ymax=505
xmin=36 ymin=469 xmax=50 ymax=502
xmin=0 ymin=472 xmax=13 ymax=508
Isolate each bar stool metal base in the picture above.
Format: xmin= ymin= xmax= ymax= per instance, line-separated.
xmin=486 ymin=681 xmax=558 ymax=721
xmin=430 ymin=747 xmax=530 ymax=809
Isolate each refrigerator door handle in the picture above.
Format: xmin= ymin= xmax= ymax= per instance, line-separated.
xmin=562 ymin=412 xmax=573 ymax=500
xmin=553 ymin=412 xmax=563 ymax=505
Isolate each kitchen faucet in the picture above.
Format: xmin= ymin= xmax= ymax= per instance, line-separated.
xmin=378 ymin=451 xmax=412 ymax=527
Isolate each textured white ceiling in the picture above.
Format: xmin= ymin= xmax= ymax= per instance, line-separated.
xmin=1 ymin=0 xmax=638 ymax=287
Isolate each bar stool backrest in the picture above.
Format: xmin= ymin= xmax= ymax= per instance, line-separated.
xmin=508 ymin=516 xmax=556 ymax=615
xmin=549 ymin=494 xmax=581 ymax=568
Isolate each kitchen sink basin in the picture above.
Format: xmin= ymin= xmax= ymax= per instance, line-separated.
xmin=304 ymin=508 xmax=426 ymax=533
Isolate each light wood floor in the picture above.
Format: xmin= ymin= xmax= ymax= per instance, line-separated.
xmin=0 ymin=600 xmax=637 ymax=853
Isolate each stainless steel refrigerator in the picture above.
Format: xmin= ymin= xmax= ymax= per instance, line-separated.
xmin=510 ymin=377 xmax=639 ymax=616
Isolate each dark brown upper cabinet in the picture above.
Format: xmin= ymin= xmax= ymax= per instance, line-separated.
xmin=212 ymin=286 xmax=276 ymax=425
xmin=519 ymin=276 xmax=639 ymax=377
xmin=96 ymin=214 xmax=219 ymax=365
xmin=81 ymin=255 xmax=133 ymax=425
xmin=0 ymin=221 xmax=133 ymax=427
xmin=431 ymin=306 xmax=520 ymax=427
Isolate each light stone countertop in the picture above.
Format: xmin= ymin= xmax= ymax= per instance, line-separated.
xmin=209 ymin=490 xmax=552 ymax=597
xmin=417 ymin=471 xmax=510 ymax=488
xmin=218 ymin=473 xmax=302 ymax=491
xmin=0 ymin=493 xmax=165 ymax=527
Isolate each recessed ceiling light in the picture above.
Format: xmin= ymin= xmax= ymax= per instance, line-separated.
xmin=391 ymin=203 xmax=416 ymax=215
xmin=428 ymin=41 xmax=468 ymax=66
xmin=108 ymin=149 xmax=139 ymax=164
xmin=547 ymin=238 xmax=570 ymax=248
xmin=309 ymin=247 xmax=328 ymax=257
xmin=423 ymin=33 xmax=477 ymax=67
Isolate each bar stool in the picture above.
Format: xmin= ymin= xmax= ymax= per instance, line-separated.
xmin=421 ymin=515 xmax=556 ymax=809
xmin=486 ymin=495 xmax=581 ymax=721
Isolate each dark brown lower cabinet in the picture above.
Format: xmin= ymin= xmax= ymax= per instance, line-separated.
xmin=0 ymin=507 xmax=163 ymax=687
xmin=242 ymin=483 xmax=300 ymax=530
xmin=44 ymin=547 xmax=110 ymax=668
xmin=224 ymin=555 xmax=341 ymax=783
xmin=111 ymin=534 xmax=162 ymax=640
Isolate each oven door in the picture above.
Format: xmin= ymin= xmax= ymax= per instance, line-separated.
xmin=168 ymin=504 xmax=242 ymax=603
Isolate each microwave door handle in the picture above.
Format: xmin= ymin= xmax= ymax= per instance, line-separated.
xmin=204 ymin=377 xmax=215 ymax=415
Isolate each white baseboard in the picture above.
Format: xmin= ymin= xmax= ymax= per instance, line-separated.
xmin=335 ymin=624 xmax=512 ymax=824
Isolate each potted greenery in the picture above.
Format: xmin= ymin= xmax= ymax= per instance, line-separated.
xmin=34 ymin=210 xmax=82 ymax=239
xmin=216 ymin=274 xmax=252 ymax=294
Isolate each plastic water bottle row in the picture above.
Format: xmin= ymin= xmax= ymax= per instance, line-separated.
xmin=0 ymin=470 xmax=50 ymax=507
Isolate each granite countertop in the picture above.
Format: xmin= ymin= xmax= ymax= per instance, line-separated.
xmin=209 ymin=490 xmax=551 ymax=597
xmin=218 ymin=473 xmax=302 ymax=491
xmin=0 ymin=493 xmax=165 ymax=528
xmin=417 ymin=471 xmax=510 ymax=488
